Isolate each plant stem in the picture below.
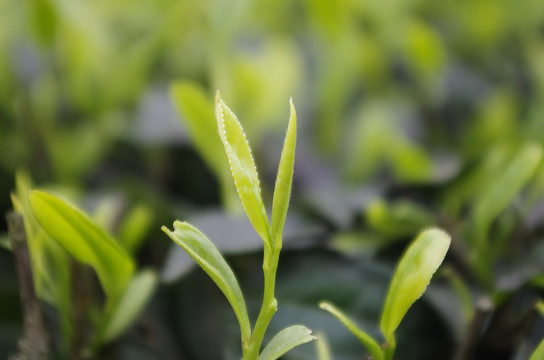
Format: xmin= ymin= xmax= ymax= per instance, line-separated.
xmin=383 ymin=335 xmax=396 ymax=360
xmin=244 ymin=247 xmax=280 ymax=360
xmin=7 ymin=212 xmax=50 ymax=360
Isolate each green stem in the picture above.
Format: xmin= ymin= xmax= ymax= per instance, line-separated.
xmin=244 ymin=247 xmax=280 ymax=360
xmin=383 ymin=335 xmax=396 ymax=360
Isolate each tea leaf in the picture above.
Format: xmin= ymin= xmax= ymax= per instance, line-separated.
xmin=103 ymin=268 xmax=158 ymax=342
xmin=215 ymin=90 xmax=271 ymax=244
xmin=319 ymin=302 xmax=383 ymax=360
xmin=530 ymin=339 xmax=544 ymax=360
xmin=271 ymin=98 xmax=297 ymax=247
xmin=380 ymin=228 xmax=450 ymax=341
xmin=161 ymin=221 xmax=251 ymax=343
xmin=257 ymin=325 xmax=317 ymax=360
xmin=171 ymin=81 xmax=226 ymax=180
xmin=29 ymin=190 xmax=134 ymax=308
xmin=315 ymin=331 xmax=332 ymax=360
xmin=171 ymin=81 xmax=239 ymax=210
xmin=474 ymin=143 xmax=543 ymax=246
xmin=118 ymin=204 xmax=153 ymax=254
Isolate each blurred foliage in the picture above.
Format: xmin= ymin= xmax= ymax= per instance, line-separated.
xmin=2 ymin=0 xmax=544 ymax=358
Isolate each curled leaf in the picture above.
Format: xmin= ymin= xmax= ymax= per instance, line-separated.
xmin=161 ymin=221 xmax=251 ymax=344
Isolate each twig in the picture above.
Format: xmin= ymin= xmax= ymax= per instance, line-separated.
xmin=7 ymin=211 xmax=50 ymax=360
xmin=454 ymin=297 xmax=493 ymax=360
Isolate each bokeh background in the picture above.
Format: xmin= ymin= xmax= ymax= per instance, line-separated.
xmin=2 ymin=0 xmax=544 ymax=359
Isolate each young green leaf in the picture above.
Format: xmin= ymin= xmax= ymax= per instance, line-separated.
xmin=319 ymin=301 xmax=384 ymax=360
xmin=161 ymin=221 xmax=251 ymax=344
xmin=271 ymin=99 xmax=297 ymax=247
xmin=474 ymin=143 xmax=543 ymax=246
xmin=215 ymin=90 xmax=271 ymax=244
xmin=118 ymin=204 xmax=153 ymax=254
xmin=380 ymin=228 xmax=450 ymax=342
xmin=257 ymin=325 xmax=317 ymax=360
xmin=103 ymin=268 xmax=158 ymax=342
xmin=530 ymin=338 xmax=544 ymax=360
xmin=29 ymin=190 xmax=134 ymax=308
xmin=315 ymin=331 xmax=332 ymax=360
xmin=170 ymin=81 xmax=227 ymax=182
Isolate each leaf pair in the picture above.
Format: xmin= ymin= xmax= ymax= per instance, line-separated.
xmin=214 ymin=90 xmax=297 ymax=249
xmin=321 ymin=228 xmax=451 ymax=359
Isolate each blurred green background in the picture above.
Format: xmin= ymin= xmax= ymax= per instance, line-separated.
xmin=2 ymin=0 xmax=544 ymax=359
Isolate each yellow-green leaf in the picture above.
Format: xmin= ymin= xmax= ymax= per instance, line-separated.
xmin=473 ymin=143 xmax=543 ymax=247
xmin=530 ymin=338 xmax=544 ymax=360
xmin=171 ymin=81 xmax=226 ymax=179
xmin=271 ymin=98 xmax=297 ymax=247
xmin=380 ymin=228 xmax=450 ymax=341
xmin=161 ymin=221 xmax=251 ymax=344
xmin=118 ymin=204 xmax=153 ymax=254
xmin=215 ymin=90 xmax=271 ymax=244
xmin=103 ymin=269 xmax=158 ymax=342
xmin=257 ymin=325 xmax=317 ymax=360
xmin=319 ymin=302 xmax=383 ymax=360
xmin=170 ymin=81 xmax=239 ymax=210
xmin=29 ymin=190 xmax=134 ymax=309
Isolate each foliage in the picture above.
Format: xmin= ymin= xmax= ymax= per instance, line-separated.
xmin=2 ymin=0 xmax=544 ymax=358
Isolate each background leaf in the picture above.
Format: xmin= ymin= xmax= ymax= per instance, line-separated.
xmin=103 ymin=268 xmax=158 ymax=342
xmin=380 ymin=228 xmax=450 ymax=341
xmin=257 ymin=325 xmax=316 ymax=360
xmin=170 ymin=81 xmax=238 ymax=210
xmin=473 ymin=143 xmax=543 ymax=246
xmin=29 ymin=190 xmax=134 ymax=309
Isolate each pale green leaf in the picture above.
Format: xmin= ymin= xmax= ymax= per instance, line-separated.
xmin=103 ymin=269 xmax=158 ymax=342
xmin=319 ymin=302 xmax=383 ymax=360
xmin=118 ymin=204 xmax=153 ymax=254
xmin=474 ymin=143 xmax=543 ymax=246
xmin=161 ymin=221 xmax=251 ymax=344
xmin=29 ymin=190 xmax=134 ymax=309
xmin=530 ymin=338 xmax=544 ymax=360
xmin=537 ymin=300 xmax=544 ymax=317
xmin=215 ymin=90 xmax=271 ymax=244
xmin=271 ymin=98 xmax=297 ymax=246
xmin=315 ymin=332 xmax=332 ymax=360
xmin=170 ymin=81 xmax=225 ymax=178
xmin=257 ymin=325 xmax=317 ymax=360
xmin=171 ymin=81 xmax=239 ymax=210
xmin=380 ymin=228 xmax=450 ymax=341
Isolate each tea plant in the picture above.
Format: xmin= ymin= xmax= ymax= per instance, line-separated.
xmin=162 ymin=91 xmax=316 ymax=360
xmin=320 ymin=228 xmax=450 ymax=360
xmin=10 ymin=171 xmax=157 ymax=358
